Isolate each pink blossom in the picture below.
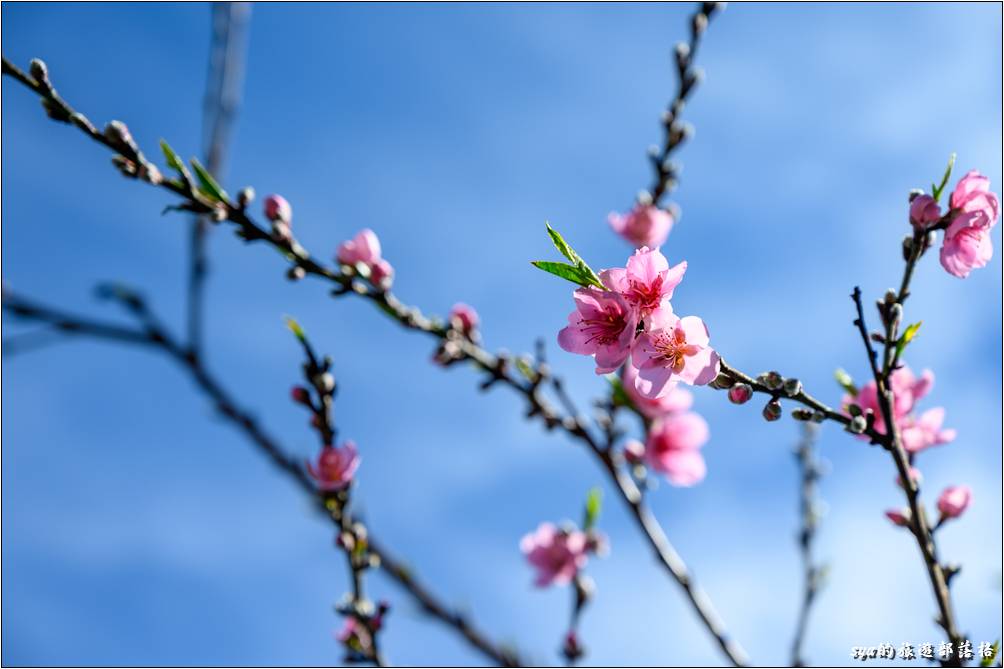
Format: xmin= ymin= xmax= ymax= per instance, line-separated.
xmin=623 ymin=438 xmax=646 ymax=464
xmin=264 ymin=194 xmax=292 ymax=223
xmin=337 ymin=229 xmax=382 ymax=266
xmin=885 ymin=508 xmax=911 ymax=527
xmin=909 ymin=194 xmax=941 ymax=229
xmin=520 ymin=522 xmax=589 ymax=587
xmin=937 ymin=485 xmax=971 ymax=519
xmin=608 ymin=205 xmax=673 ymax=248
xmin=939 ymin=213 xmax=993 ymax=278
xmin=900 ymin=407 xmax=956 ymax=454
xmin=950 ymin=170 xmax=999 ymax=223
xmin=631 ymin=306 xmax=720 ymax=397
xmin=644 ymin=412 xmax=709 ymax=486
xmin=845 ymin=366 xmax=937 ymax=437
xmin=336 ymin=617 xmax=359 ymax=643
xmin=621 ymin=362 xmax=693 ymax=419
xmin=307 ymin=441 xmax=360 ymax=491
xmin=600 ymin=246 xmax=687 ymax=316
xmin=369 ymin=258 xmax=394 ymax=288
xmin=940 ymin=170 xmax=998 ymax=278
xmin=449 ymin=302 xmax=480 ymax=333
xmin=558 ymin=287 xmax=638 ymax=374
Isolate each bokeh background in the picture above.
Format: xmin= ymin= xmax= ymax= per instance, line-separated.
xmin=2 ymin=2 xmax=1001 ymax=666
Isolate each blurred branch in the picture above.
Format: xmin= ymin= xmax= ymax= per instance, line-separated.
xmin=1 ymin=48 xmax=752 ymax=666
xmin=188 ymin=2 xmax=251 ymax=359
xmin=0 ymin=288 xmax=524 ymax=668
xmin=645 ymin=2 xmax=724 ymax=207
xmin=790 ymin=423 xmax=825 ymax=667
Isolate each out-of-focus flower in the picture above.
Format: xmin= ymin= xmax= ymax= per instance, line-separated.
xmin=264 ymin=194 xmax=292 ymax=224
xmin=449 ymin=302 xmax=480 ymax=334
xmin=307 ymin=441 xmax=360 ymax=491
xmin=844 ymin=367 xmax=951 ymax=452
xmin=885 ymin=508 xmax=911 ymax=527
xmin=900 ymin=407 xmax=956 ymax=454
xmin=337 ymin=229 xmax=382 ymax=266
xmin=644 ymin=412 xmax=709 ymax=486
xmin=621 ymin=363 xmax=693 ymax=419
xmin=940 ymin=170 xmax=998 ymax=278
xmin=558 ymin=288 xmax=638 ymax=375
xmin=937 ymin=485 xmax=971 ymax=520
xmin=520 ymin=522 xmax=589 ymax=587
xmin=608 ymin=205 xmax=673 ymax=248
xmin=600 ymin=246 xmax=686 ymax=317
xmin=631 ymin=306 xmax=720 ymax=397
xmin=909 ymin=194 xmax=941 ymax=229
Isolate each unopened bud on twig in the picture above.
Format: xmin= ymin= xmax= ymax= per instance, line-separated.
xmin=848 ymin=415 xmax=867 ymax=434
xmin=791 ymin=408 xmax=814 ymax=421
xmin=762 ymin=399 xmax=782 ymax=422
xmin=783 ymin=378 xmax=802 ymax=396
xmin=237 ymin=186 xmax=255 ymax=208
xmin=727 ymin=383 xmax=753 ymax=404
xmin=29 ymin=58 xmax=50 ymax=87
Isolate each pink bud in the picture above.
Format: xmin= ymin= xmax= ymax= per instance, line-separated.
xmin=307 ymin=442 xmax=360 ymax=491
xmin=909 ymin=194 xmax=941 ymax=229
xmin=370 ymin=258 xmax=394 ymax=289
xmin=936 ymin=485 xmax=971 ymax=520
xmin=290 ymin=385 xmax=310 ymax=404
xmin=728 ymin=383 xmax=753 ymax=404
xmin=885 ymin=508 xmax=911 ymax=527
xmin=607 ymin=205 xmax=673 ymax=248
xmin=623 ymin=439 xmax=646 ymax=465
xmin=449 ymin=302 xmax=480 ymax=333
xmin=263 ymin=194 xmax=292 ymax=224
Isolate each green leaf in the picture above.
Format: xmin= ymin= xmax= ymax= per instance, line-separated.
xmin=542 ymin=223 xmax=604 ymax=287
xmin=190 ymin=157 xmax=229 ymax=202
xmin=583 ymin=487 xmax=602 ymax=531
xmin=980 ymin=640 xmax=999 ymax=667
xmin=834 ymin=368 xmax=858 ymax=396
xmin=932 ymin=153 xmax=956 ymax=203
xmin=159 ymin=139 xmax=186 ymax=173
xmin=514 ymin=356 xmax=535 ymax=381
xmin=284 ymin=316 xmax=306 ymax=341
xmin=895 ymin=321 xmax=922 ymax=359
xmin=530 ymin=261 xmax=601 ymax=288
xmin=606 ymin=375 xmax=634 ymax=409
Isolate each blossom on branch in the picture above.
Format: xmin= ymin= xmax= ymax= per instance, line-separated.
xmin=520 ymin=522 xmax=590 ymax=588
xmin=307 ymin=441 xmax=360 ymax=491
xmin=644 ymin=411 xmax=709 ymax=486
xmin=558 ymin=288 xmax=638 ymax=374
xmin=631 ymin=306 xmax=721 ymax=397
xmin=608 ymin=204 xmax=673 ymax=248
xmin=937 ymin=485 xmax=972 ymax=520
xmin=599 ymin=246 xmax=686 ymax=317
xmin=939 ymin=170 xmax=999 ymax=278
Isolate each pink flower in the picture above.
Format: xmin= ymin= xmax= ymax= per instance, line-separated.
xmin=940 ymin=213 xmax=993 ymax=278
xmin=307 ymin=441 xmax=360 ymax=491
xmin=369 ymin=258 xmax=394 ymax=288
xmin=644 ymin=412 xmax=709 ymax=486
xmin=608 ymin=205 xmax=673 ymax=248
xmin=264 ymin=194 xmax=292 ymax=223
xmin=845 ymin=366 xmax=938 ymax=437
xmin=631 ymin=306 xmax=720 ymax=397
xmin=558 ymin=287 xmax=638 ymax=374
xmin=520 ymin=522 xmax=589 ymax=587
xmin=885 ymin=508 xmax=911 ymax=527
xmin=909 ymin=194 xmax=941 ymax=229
xmin=937 ymin=485 xmax=971 ymax=519
xmin=337 ymin=229 xmax=382 ymax=266
xmin=940 ymin=170 xmax=998 ymax=279
xmin=600 ymin=247 xmax=687 ymax=317
xmin=900 ymin=407 xmax=956 ymax=454
xmin=950 ymin=170 xmax=999 ymax=222
xmin=621 ymin=362 xmax=693 ymax=419
xmin=449 ymin=302 xmax=480 ymax=333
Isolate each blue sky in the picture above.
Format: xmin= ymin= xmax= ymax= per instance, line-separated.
xmin=2 ymin=2 xmax=1001 ymax=666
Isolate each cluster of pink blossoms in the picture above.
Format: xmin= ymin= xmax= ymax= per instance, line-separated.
xmin=520 ymin=522 xmax=604 ymax=588
xmin=622 ymin=365 xmax=709 ymax=486
xmin=557 ymin=246 xmax=719 ymax=396
xmin=337 ymin=229 xmax=394 ymax=289
xmin=910 ymin=170 xmax=999 ymax=279
xmin=844 ymin=369 xmax=972 ymax=526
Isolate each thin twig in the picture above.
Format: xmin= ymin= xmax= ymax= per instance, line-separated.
xmin=1 ymin=52 xmax=750 ymax=666
xmin=790 ymin=422 xmax=824 ymax=667
xmin=1 ymin=289 xmax=523 ymax=668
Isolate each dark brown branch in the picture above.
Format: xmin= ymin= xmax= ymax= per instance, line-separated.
xmin=2 ymin=44 xmax=749 ymax=665
xmin=1 ymin=289 xmax=523 ymax=668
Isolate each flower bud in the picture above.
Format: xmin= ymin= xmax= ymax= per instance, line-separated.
xmin=791 ymin=408 xmax=814 ymax=421
xmin=907 ymin=188 xmax=924 ymax=202
xmin=29 ymin=58 xmax=50 ymax=86
xmin=237 ymin=186 xmax=255 ymax=208
xmin=762 ymin=399 xmax=782 ymax=422
xmin=885 ymin=508 xmax=911 ymax=527
xmin=902 ymin=234 xmax=914 ymax=261
xmin=449 ymin=302 xmax=479 ymax=335
xmin=287 ymin=266 xmax=306 ymax=281
xmin=263 ymin=194 xmax=292 ymax=224
xmin=783 ymin=378 xmax=802 ymax=396
xmin=759 ymin=371 xmax=783 ymax=391
xmin=848 ymin=415 xmax=867 ymax=434
xmin=727 ymin=382 xmax=753 ymax=404
xmin=290 ymin=385 xmax=310 ymax=404
xmin=623 ymin=439 xmax=646 ymax=464
xmin=936 ymin=485 xmax=971 ymax=520
xmin=319 ymin=372 xmax=336 ymax=394
xmin=909 ymin=193 xmax=941 ymax=229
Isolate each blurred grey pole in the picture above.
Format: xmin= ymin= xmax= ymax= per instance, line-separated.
xmin=187 ymin=2 xmax=250 ymax=359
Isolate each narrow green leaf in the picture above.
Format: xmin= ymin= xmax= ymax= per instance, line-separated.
xmin=932 ymin=153 xmax=956 ymax=203
xmin=284 ymin=316 xmax=305 ymax=341
xmin=531 ymin=260 xmax=597 ymax=288
xmin=895 ymin=321 xmax=922 ymax=359
xmin=542 ymin=223 xmax=604 ymax=288
xmin=834 ymin=368 xmax=858 ymax=396
xmin=159 ymin=139 xmax=186 ymax=173
xmin=583 ymin=487 xmax=602 ymax=531
xmin=190 ymin=157 xmax=229 ymax=202
xmin=514 ymin=356 xmax=535 ymax=381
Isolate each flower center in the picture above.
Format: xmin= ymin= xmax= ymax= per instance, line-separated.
xmin=652 ymin=327 xmax=699 ymax=373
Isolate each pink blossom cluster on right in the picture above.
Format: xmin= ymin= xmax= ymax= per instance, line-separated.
xmin=911 ymin=170 xmax=999 ymax=279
